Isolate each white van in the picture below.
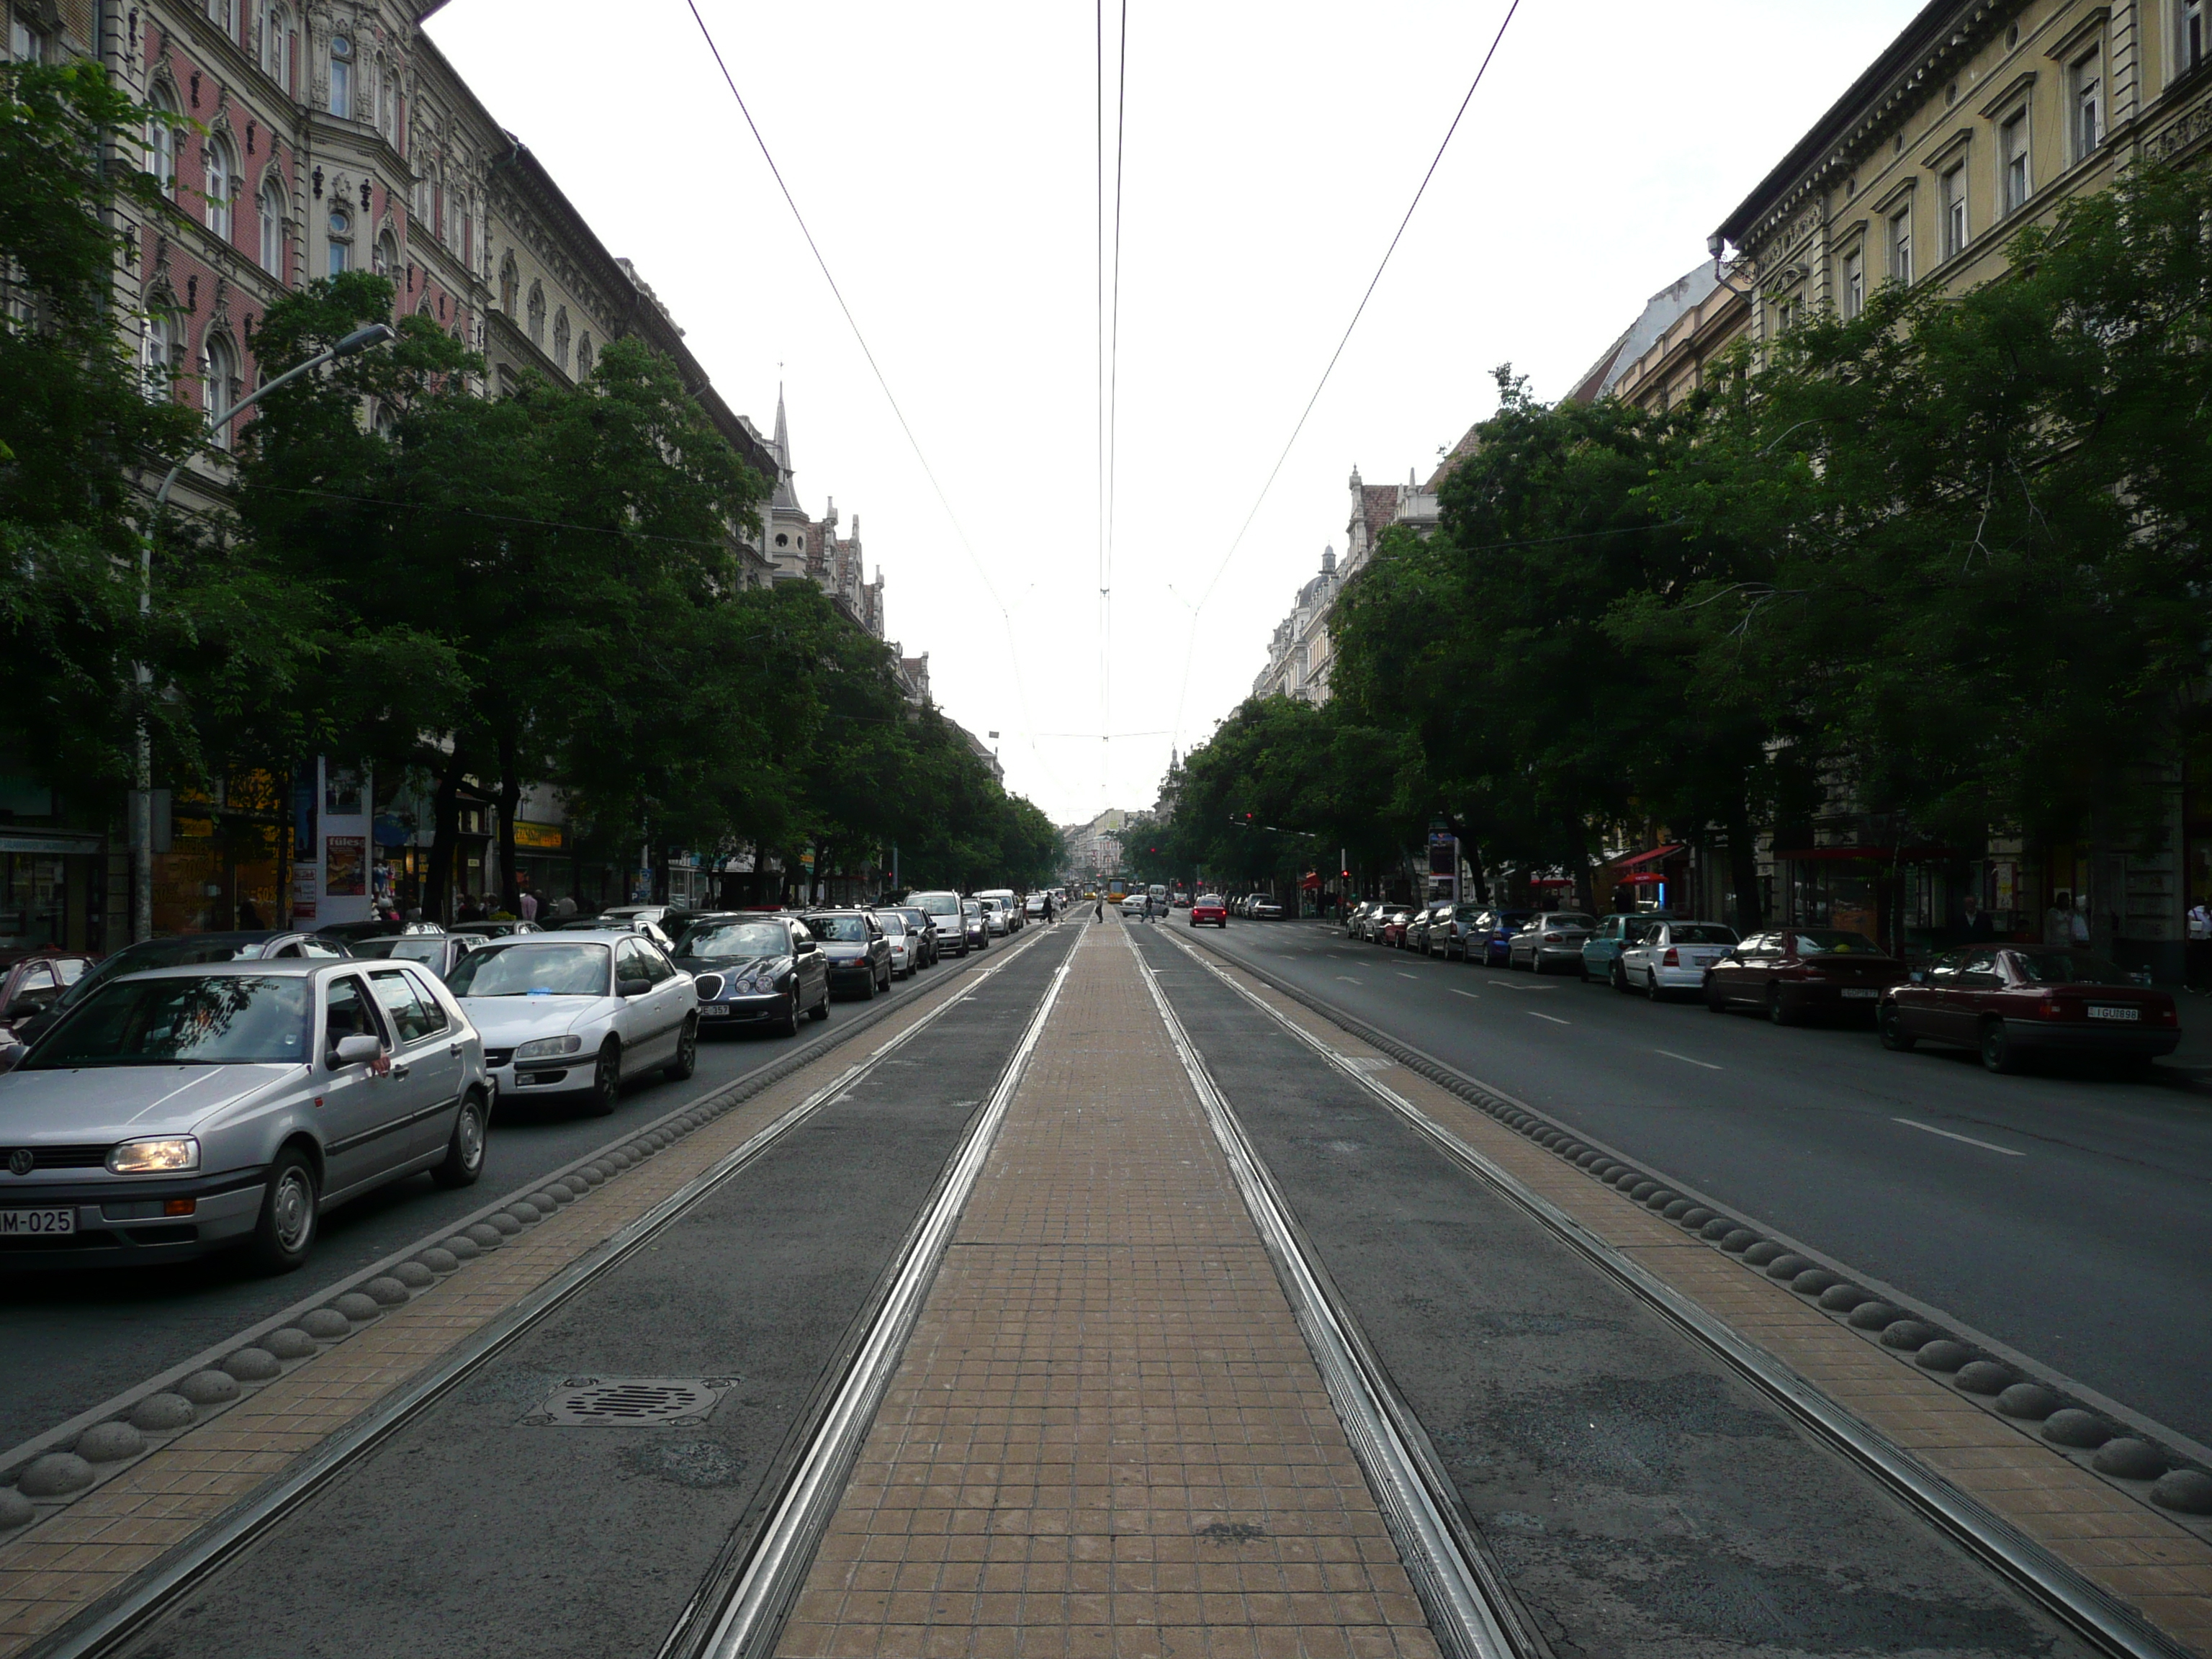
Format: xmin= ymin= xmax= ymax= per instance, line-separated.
xmin=975 ymin=888 xmax=1022 ymax=931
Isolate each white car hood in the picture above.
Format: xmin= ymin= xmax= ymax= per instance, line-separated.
xmin=0 ymin=1064 xmax=299 ymax=1140
xmin=459 ymin=995 xmax=614 ymax=1043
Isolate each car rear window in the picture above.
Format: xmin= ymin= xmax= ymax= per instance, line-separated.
xmin=1793 ymin=930 xmax=1883 ymax=956
xmin=809 ymin=916 xmax=871 ymax=943
xmin=353 ymin=937 xmax=446 ymax=967
xmin=29 ymin=974 xmax=310 ymax=1067
xmin=448 ymin=943 xmax=610 ymax=997
xmin=676 ymin=922 xmax=789 ymax=961
xmin=2010 ymin=950 xmax=2136 ymax=986
xmin=1668 ymin=925 xmax=1737 ymax=945
xmin=913 ymin=893 xmax=961 ymax=915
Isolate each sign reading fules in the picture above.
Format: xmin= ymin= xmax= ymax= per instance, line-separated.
xmin=325 ymin=835 xmax=367 ymax=896
xmin=1428 ymin=830 xmax=1456 ymax=876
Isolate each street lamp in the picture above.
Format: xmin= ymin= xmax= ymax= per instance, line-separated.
xmin=132 ymin=323 xmax=397 ymax=942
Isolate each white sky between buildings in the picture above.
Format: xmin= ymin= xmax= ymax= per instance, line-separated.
xmin=426 ymin=0 xmax=1926 ymax=828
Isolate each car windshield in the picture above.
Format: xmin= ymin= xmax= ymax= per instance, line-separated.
xmin=27 ymin=974 xmax=310 ymax=1068
xmin=809 ymin=916 xmax=871 ymax=943
xmin=879 ymin=914 xmax=907 ymax=936
xmin=1198 ymin=895 xmax=1223 ymax=906
xmin=676 ymin=922 xmax=789 ymax=961
xmin=1668 ymin=925 xmax=1737 ymax=944
xmin=963 ymin=902 xmax=981 ymax=917
xmin=914 ymin=894 xmax=960 ymax=916
xmin=351 ymin=937 xmax=446 ymax=967
xmin=2010 ymin=950 xmax=2136 ymax=986
xmin=1541 ymin=914 xmax=1596 ymax=930
xmin=448 ymin=942 xmax=610 ymax=997
xmin=1793 ymin=930 xmax=1884 ymax=956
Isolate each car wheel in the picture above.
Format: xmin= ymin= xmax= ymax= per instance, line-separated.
xmin=431 ymin=1091 xmax=487 ymax=1189
xmin=775 ymin=988 xmax=800 ymax=1037
xmin=1980 ymin=1018 xmax=2022 ymax=1074
xmin=1879 ymin=1004 xmax=1917 ymax=1052
xmin=807 ymin=989 xmax=830 ymax=1021
xmin=1645 ymin=969 xmax=1663 ymax=1002
xmin=858 ymin=966 xmax=876 ymax=1001
xmin=664 ymin=1015 xmax=698 ymax=1082
xmin=1610 ymin=961 xmax=1628 ymax=993
xmin=878 ymin=963 xmax=892 ymax=994
xmin=1704 ymin=976 xmax=1727 ymax=1012
xmin=1766 ymin=986 xmax=1795 ymax=1027
xmin=247 ymin=1147 xmax=319 ymax=1273
xmin=587 ymin=1040 xmax=621 ymax=1116
xmin=1529 ymin=953 xmax=1547 ymax=976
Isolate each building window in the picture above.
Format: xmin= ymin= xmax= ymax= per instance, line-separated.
xmin=328 ymin=206 xmax=351 ymax=274
xmin=372 ymin=229 xmax=396 ymax=276
xmin=148 ymin=86 xmax=180 ymax=198
xmin=1941 ymin=163 xmax=1968 ymax=258
xmin=207 ymin=0 xmax=238 ymax=37
xmin=10 ymin=17 xmax=46 ymax=58
xmin=258 ymin=174 xmax=286 ymax=276
xmin=526 ymin=281 xmax=545 ymax=346
xmin=1887 ymin=205 xmax=1913 ymax=284
xmin=374 ymin=56 xmax=396 ymax=145
xmin=1842 ymin=248 xmax=1865 ymax=318
xmin=2185 ymin=0 xmax=2206 ymax=73
xmin=498 ymin=253 xmax=518 ymax=314
xmin=575 ymin=332 xmax=593 ymax=377
xmin=143 ymin=307 xmax=181 ymax=398
xmin=552 ymin=307 xmax=570 ymax=370
xmin=262 ymin=4 xmax=292 ymax=91
xmin=2000 ymin=112 xmax=2030 ymax=214
xmin=203 ymin=135 xmax=235 ymax=240
xmin=329 ymin=34 xmax=351 ymax=119
xmin=204 ymin=333 xmax=239 ymax=448
xmin=2073 ymin=50 xmax=2103 ymax=159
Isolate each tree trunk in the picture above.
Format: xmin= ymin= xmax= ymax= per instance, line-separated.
xmin=496 ymin=727 xmax=522 ymax=919
xmin=1727 ymin=806 xmax=1763 ymax=932
xmin=423 ymin=744 xmax=469 ymax=925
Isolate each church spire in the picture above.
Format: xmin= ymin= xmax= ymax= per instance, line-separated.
xmin=770 ymin=382 xmax=799 ymax=511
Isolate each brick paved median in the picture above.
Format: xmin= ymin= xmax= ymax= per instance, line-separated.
xmin=777 ymin=917 xmax=1440 ymax=1659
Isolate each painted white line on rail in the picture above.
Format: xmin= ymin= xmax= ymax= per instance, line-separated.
xmin=1336 ymin=976 xmax=1362 ymax=984
xmin=1893 ymin=1117 xmax=2026 ymax=1156
xmin=1528 ymin=1012 xmax=1571 ymax=1026
xmin=1654 ymin=1049 xmax=1723 ymax=1071
xmin=1398 ymin=972 xmax=1418 ymax=980
xmin=1452 ymin=989 xmax=1479 ymax=1000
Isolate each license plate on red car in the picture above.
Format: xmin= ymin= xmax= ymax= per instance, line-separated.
xmin=1841 ymin=988 xmax=1879 ymax=999
xmin=2087 ymin=1005 xmax=2140 ymax=1021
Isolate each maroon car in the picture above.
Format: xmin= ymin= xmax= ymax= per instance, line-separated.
xmin=1378 ymin=907 xmax=1416 ymax=948
xmin=1703 ymin=927 xmax=1907 ymax=1023
xmin=1880 ymin=946 xmax=2178 ymax=1073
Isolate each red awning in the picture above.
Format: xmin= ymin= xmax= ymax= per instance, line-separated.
xmin=1615 ymin=871 xmax=1668 ymax=885
xmin=1529 ymin=876 xmax=1576 ymax=888
xmin=1609 ymin=843 xmax=1684 ymax=873
xmin=1300 ymin=872 xmax=1323 ymax=889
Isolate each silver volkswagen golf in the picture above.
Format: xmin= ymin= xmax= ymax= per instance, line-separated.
xmin=0 ymin=959 xmax=490 ymax=1272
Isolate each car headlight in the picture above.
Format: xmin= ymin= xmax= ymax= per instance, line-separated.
xmin=515 ymin=1034 xmax=585 ymax=1061
xmin=107 ymin=1136 xmax=199 ymax=1174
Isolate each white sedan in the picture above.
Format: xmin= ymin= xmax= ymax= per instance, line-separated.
xmin=1619 ymin=920 xmax=1740 ymax=1001
xmin=449 ymin=932 xmax=697 ymax=1115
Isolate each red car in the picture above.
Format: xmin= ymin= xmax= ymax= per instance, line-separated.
xmin=1702 ymin=927 xmax=1907 ymax=1023
xmin=0 ymin=949 xmax=99 ymax=1046
xmin=1189 ymin=894 xmax=1228 ymax=928
xmin=1880 ymin=945 xmax=2178 ymax=1072
xmin=1379 ymin=907 xmax=1416 ymax=948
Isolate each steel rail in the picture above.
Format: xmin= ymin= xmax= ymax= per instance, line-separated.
xmin=21 ymin=924 xmax=1074 ymax=1659
xmin=683 ymin=927 xmax=1084 ymax=1659
xmin=1125 ymin=930 xmax=1537 ymax=1659
xmin=1154 ymin=925 xmax=2191 ymax=1659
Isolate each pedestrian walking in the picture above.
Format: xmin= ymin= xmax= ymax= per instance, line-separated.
xmin=554 ymin=894 xmax=578 ymax=919
xmin=2044 ymin=891 xmax=2073 ymax=948
xmin=1960 ymin=894 xmax=1994 ymax=942
xmin=1094 ymin=893 xmax=1104 ymax=923
xmin=238 ymin=897 xmax=263 ymax=930
xmin=520 ymin=888 xmax=539 ymax=923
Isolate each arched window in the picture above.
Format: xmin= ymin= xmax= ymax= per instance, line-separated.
xmin=526 ymin=281 xmax=545 ymax=346
xmin=374 ymin=56 xmax=394 ymax=143
xmin=207 ymin=0 xmax=238 ymax=37
xmin=203 ymin=134 xmax=235 ymax=239
xmin=552 ymin=307 xmax=570 ymax=370
xmin=147 ymin=85 xmax=179 ymax=198
xmin=204 ymin=333 xmax=240 ymax=446
xmin=327 ymin=205 xmax=351 ymax=274
xmin=262 ymin=4 xmax=292 ymax=91
xmin=498 ymin=253 xmax=518 ymax=315
xmin=258 ymin=173 xmax=286 ymax=276
xmin=328 ymin=33 xmax=351 ymax=119
xmin=372 ymin=229 xmax=396 ymax=277
xmin=575 ymin=332 xmax=593 ymax=377
xmin=143 ymin=306 xmax=181 ymax=399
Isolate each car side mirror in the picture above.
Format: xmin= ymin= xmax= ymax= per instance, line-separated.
xmin=5 ymin=994 xmax=48 ymax=1020
xmin=332 ymin=1033 xmax=383 ymax=1069
xmin=0 ymin=1042 xmax=25 ymax=1074
xmin=796 ymin=938 xmax=816 ymax=954
xmin=620 ymin=977 xmax=651 ymax=997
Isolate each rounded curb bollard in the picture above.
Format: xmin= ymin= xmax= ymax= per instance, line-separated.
xmin=1763 ymin=1253 xmax=1814 ymax=1280
xmin=75 ymin=1421 xmax=146 ymax=1463
xmin=608 ymin=1150 xmax=634 ymax=1169
xmin=2151 ymin=1470 xmax=2212 ymax=1515
xmin=178 ymin=1370 xmax=240 ymax=1406
xmin=465 ymin=1222 xmax=505 ymax=1247
xmin=1643 ymin=1190 xmax=1681 ymax=1212
xmin=1880 ymin=1319 xmax=1940 ymax=1351
xmin=1818 ymin=1284 xmax=1873 ymax=1312
xmin=524 ymin=1193 xmax=558 ymax=1215
xmin=16 ymin=1453 xmax=94 ymax=1498
xmin=263 ymin=1328 xmax=318 ymax=1360
xmin=223 ymin=1348 xmax=282 ymax=1382
xmin=2042 ymin=1409 xmax=2114 ymax=1449
xmin=0 ymin=1487 xmax=32 ymax=1528
xmin=363 ymin=1277 xmax=410 ymax=1307
xmin=1678 ymin=1207 xmax=1715 ymax=1229
xmin=1629 ymin=1181 xmax=1662 ymax=1202
xmin=487 ymin=1214 xmax=522 ymax=1237
xmin=552 ymin=1179 xmax=583 ymax=1201
xmin=582 ymin=1164 xmax=611 ymax=1182
xmin=1719 ymin=1229 xmax=1761 ymax=1254
xmin=503 ymin=1206 xmax=539 ymax=1228
xmin=128 ymin=1393 xmax=196 ymax=1433
xmin=299 ymin=1308 xmax=352 ymax=1339
xmin=1791 ymin=1269 xmax=1840 ymax=1296
xmin=1846 ymin=1301 xmax=1901 ymax=1331
xmin=1954 ymin=1361 xmax=2017 ymax=1395
xmin=1699 ymin=1218 xmax=1738 ymax=1241
xmin=2094 ymin=1439 xmax=2169 ymax=1480
xmin=1609 ymin=1169 xmax=1640 ymax=1188
xmin=1915 ymin=1340 xmax=1974 ymax=1372
xmin=331 ymin=1292 xmax=382 ymax=1322
xmin=416 ymin=1248 xmax=461 ymax=1274
xmin=391 ymin=1262 xmax=436 ymax=1289
xmin=1995 ymin=1383 xmax=2064 ymax=1421
xmin=1575 ymin=1151 xmax=1604 ymax=1169
xmin=1743 ymin=1241 xmax=1788 ymax=1268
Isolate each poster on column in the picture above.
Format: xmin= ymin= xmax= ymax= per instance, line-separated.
xmin=325 ymin=835 xmax=367 ymax=896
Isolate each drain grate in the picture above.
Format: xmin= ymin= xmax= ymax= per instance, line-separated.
xmin=523 ymin=1375 xmax=737 ymax=1427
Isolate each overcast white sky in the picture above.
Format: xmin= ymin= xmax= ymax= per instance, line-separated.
xmin=426 ymin=0 xmax=1925 ymax=829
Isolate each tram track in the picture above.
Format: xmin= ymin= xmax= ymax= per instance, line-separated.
xmin=19 ymin=923 xmax=1075 ymax=1659
xmin=1152 ymin=922 xmax=2192 ymax=1659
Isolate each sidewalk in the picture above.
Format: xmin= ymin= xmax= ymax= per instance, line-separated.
xmin=775 ymin=917 xmax=1439 ymax=1659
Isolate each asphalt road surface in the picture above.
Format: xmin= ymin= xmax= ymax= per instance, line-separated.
xmin=1169 ymin=915 xmax=2212 ymax=1450
xmin=0 ymin=926 xmax=1035 ymax=1456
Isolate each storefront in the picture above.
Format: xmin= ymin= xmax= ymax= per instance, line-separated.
xmin=1601 ymin=843 xmax=1686 ymax=913
xmin=0 ymin=832 xmax=104 ymax=952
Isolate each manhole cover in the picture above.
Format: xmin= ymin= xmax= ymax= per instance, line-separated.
xmin=522 ymin=1376 xmax=737 ymax=1427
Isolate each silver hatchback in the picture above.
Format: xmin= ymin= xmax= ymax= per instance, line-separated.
xmin=0 ymin=959 xmax=490 ymax=1272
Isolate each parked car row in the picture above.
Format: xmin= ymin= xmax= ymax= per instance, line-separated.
xmin=1336 ymin=899 xmax=2179 ymax=1075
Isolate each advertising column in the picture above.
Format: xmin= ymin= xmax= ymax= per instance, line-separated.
xmin=318 ymin=763 xmax=374 ymax=927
